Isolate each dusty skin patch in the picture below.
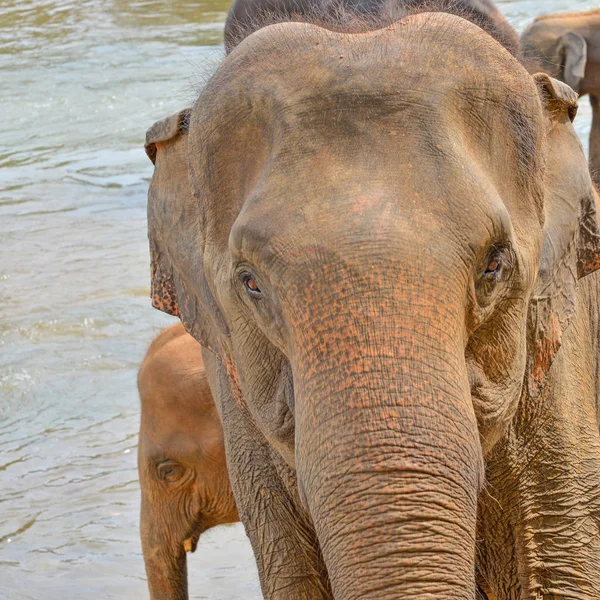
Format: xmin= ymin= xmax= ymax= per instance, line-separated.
xmin=150 ymin=259 xmax=179 ymax=316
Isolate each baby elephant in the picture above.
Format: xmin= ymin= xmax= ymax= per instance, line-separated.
xmin=138 ymin=323 xmax=239 ymax=600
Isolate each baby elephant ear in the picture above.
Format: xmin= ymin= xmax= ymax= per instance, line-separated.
xmin=527 ymin=74 xmax=600 ymax=395
xmin=557 ymin=32 xmax=587 ymax=94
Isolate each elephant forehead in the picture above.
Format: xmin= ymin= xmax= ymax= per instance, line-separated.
xmin=195 ymin=12 xmax=538 ymax=127
xmin=189 ymin=11 xmax=547 ymax=271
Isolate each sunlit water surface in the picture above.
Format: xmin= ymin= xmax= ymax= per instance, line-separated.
xmin=1 ymin=0 xmax=598 ymax=598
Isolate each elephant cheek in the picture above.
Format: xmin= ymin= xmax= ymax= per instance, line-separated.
xmin=151 ymin=255 xmax=179 ymax=317
xmin=471 ymin=381 xmax=523 ymax=455
xmin=467 ymin=344 xmax=525 ymax=456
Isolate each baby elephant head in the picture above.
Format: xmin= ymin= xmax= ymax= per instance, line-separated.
xmin=137 ymin=325 xmax=238 ymax=600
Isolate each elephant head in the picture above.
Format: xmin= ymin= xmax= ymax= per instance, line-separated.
xmin=521 ymin=9 xmax=600 ymax=95
xmin=137 ymin=322 xmax=238 ymax=599
xmin=521 ymin=9 xmax=600 ymax=186
xmin=146 ymin=12 xmax=600 ymax=598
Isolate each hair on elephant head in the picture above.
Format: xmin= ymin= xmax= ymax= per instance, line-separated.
xmin=146 ymin=11 xmax=600 ymax=600
xmin=224 ymin=0 xmax=519 ymax=56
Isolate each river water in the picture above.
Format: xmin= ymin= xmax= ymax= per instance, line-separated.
xmin=0 ymin=1 xmax=598 ymax=598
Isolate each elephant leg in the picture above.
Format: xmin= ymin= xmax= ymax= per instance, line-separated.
xmin=589 ymin=94 xmax=600 ymax=186
xmin=205 ymin=350 xmax=332 ymax=600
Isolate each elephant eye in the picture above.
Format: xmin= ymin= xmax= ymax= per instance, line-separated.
xmin=246 ymin=278 xmax=261 ymax=295
xmin=156 ymin=460 xmax=185 ymax=483
xmin=238 ymin=270 xmax=263 ymax=299
xmin=484 ymin=257 xmax=502 ymax=276
xmin=475 ymin=247 xmax=511 ymax=308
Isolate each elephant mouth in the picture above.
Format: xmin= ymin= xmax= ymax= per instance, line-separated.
xmin=183 ymin=531 xmax=200 ymax=554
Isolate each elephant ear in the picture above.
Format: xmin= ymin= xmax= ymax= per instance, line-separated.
xmin=557 ymin=32 xmax=587 ymax=93
xmin=527 ymin=74 xmax=600 ymax=395
xmin=145 ymin=109 xmax=229 ymax=358
xmin=145 ymin=108 xmax=190 ymax=165
xmin=145 ymin=109 xmax=190 ymax=317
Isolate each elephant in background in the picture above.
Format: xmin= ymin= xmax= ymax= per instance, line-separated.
xmin=145 ymin=8 xmax=600 ymax=600
xmin=138 ymin=323 xmax=238 ymax=600
xmin=521 ymin=9 xmax=600 ymax=184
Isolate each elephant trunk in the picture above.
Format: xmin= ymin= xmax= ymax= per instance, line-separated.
xmin=290 ymin=293 xmax=483 ymax=599
xmin=140 ymin=499 xmax=189 ymax=600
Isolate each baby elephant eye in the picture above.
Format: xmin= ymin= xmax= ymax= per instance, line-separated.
xmin=156 ymin=460 xmax=185 ymax=483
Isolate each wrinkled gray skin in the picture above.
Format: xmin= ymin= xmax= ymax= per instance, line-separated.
xmin=476 ymin=82 xmax=600 ymax=599
xmin=146 ymin=11 xmax=600 ymax=600
xmin=478 ymin=270 xmax=600 ymax=600
xmin=522 ymin=9 xmax=600 ymax=185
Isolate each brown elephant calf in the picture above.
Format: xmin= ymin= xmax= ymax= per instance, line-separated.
xmin=138 ymin=323 xmax=239 ymax=600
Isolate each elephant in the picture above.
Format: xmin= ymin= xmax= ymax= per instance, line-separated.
xmin=145 ymin=8 xmax=600 ymax=600
xmin=137 ymin=322 xmax=238 ymax=600
xmin=224 ymin=0 xmax=519 ymax=55
xmin=521 ymin=9 xmax=600 ymax=185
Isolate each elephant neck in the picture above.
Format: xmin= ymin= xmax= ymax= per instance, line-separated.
xmin=478 ymin=270 xmax=600 ymax=599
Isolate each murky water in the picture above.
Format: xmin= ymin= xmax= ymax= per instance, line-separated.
xmin=0 ymin=0 xmax=598 ymax=598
